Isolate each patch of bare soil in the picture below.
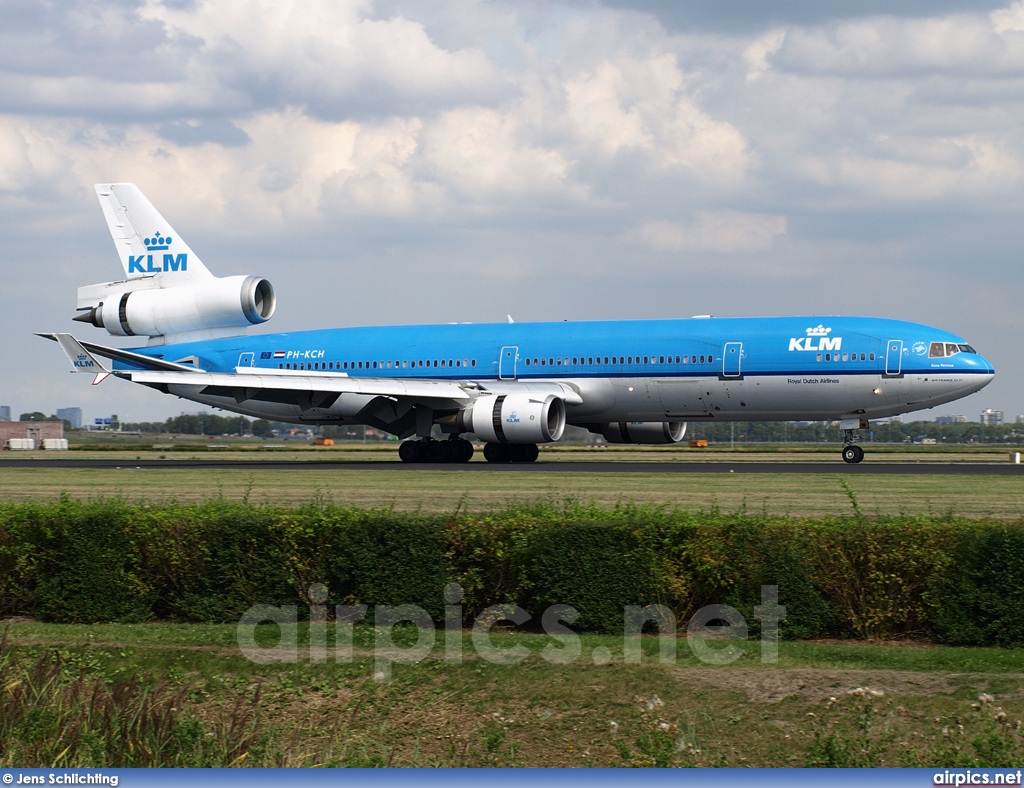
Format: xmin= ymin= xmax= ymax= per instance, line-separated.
xmin=672 ymin=667 xmax=997 ymax=704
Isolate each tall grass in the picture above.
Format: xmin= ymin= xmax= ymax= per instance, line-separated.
xmin=0 ymin=631 xmax=262 ymax=767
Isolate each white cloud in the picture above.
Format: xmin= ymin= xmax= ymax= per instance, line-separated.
xmin=992 ymin=1 xmax=1024 ymax=33
xmin=633 ymin=211 xmax=787 ymax=254
xmin=772 ymin=13 xmax=1024 ymax=76
xmin=563 ymin=55 xmax=749 ymax=180
xmin=142 ymin=0 xmax=504 ymax=116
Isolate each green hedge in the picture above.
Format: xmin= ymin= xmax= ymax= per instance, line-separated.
xmin=0 ymin=498 xmax=1022 ymax=644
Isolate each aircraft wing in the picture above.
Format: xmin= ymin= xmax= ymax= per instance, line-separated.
xmin=40 ymin=334 xmax=583 ymax=437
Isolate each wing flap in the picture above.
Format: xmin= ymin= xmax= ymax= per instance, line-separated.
xmin=127 ymin=369 xmax=473 ymax=402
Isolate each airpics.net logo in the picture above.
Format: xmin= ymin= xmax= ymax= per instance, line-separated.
xmin=789 ymin=324 xmax=842 ymax=352
xmin=934 ymin=770 xmax=1023 ymax=785
xmin=128 ymin=230 xmax=188 ymax=274
xmin=235 ymin=584 xmax=786 ymax=682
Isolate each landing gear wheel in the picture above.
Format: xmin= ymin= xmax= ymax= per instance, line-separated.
xmin=509 ymin=444 xmax=539 ymax=463
xmin=425 ymin=440 xmax=451 ymax=463
xmin=445 ymin=438 xmax=474 ymax=463
xmin=399 ymin=441 xmax=423 ymax=463
xmin=483 ymin=443 xmax=510 ymax=463
xmin=842 ymin=445 xmax=865 ymax=464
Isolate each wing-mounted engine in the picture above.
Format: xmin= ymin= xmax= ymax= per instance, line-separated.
xmin=74 ymin=275 xmax=275 ymax=342
xmin=592 ymin=421 xmax=687 ymax=444
xmin=72 ymin=183 xmax=276 ymax=345
xmin=458 ymin=393 xmax=566 ymax=443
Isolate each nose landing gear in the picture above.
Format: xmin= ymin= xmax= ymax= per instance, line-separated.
xmin=840 ymin=418 xmax=868 ymax=464
xmin=841 ymin=443 xmax=865 ymax=464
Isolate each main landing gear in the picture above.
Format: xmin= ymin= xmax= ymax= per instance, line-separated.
xmin=398 ymin=438 xmax=474 ymax=464
xmin=840 ymin=419 xmax=867 ymax=464
xmin=398 ymin=438 xmax=540 ymax=463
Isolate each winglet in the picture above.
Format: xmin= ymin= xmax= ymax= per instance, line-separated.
xmin=48 ymin=333 xmax=112 ymax=380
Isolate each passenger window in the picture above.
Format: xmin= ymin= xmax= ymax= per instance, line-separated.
xmin=842 ymin=354 xmax=848 ymax=361
xmin=816 ymin=354 xmax=822 ymax=362
xmin=929 ymin=342 xmax=945 ymax=358
xmin=825 ymin=354 xmax=830 ymax=361
xmin=870 ymin=353 xmax=875 ymax=361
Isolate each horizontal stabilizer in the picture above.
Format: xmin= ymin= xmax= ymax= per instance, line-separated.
xmin=37 ymin=333 xmax=204 ymax=373
xmin=48 ymin=333 xmax=110 ymax=375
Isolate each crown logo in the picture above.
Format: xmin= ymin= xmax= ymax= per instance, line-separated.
xmin=805 ymin=325 xmax=832 ymax=336
xmin=144 ymin=231 xmax=172 ymax=251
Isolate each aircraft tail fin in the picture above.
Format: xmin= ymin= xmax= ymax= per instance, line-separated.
xmin=94 ymin=183 xmax=212 ymax=281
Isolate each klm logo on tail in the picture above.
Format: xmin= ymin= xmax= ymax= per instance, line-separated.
xmin=789 ymin=325 xmax=842 ymax=352
xmin=128 ymin=230 xmax=188 ymax=274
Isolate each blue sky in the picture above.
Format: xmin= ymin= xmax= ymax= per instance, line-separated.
xmin=0 ymin=0 xmax=1020 ymax=423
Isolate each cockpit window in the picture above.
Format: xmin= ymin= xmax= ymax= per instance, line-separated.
xmin=958 ymin=344 xmax=976 ymax=354
xmin=929 ymin=342 xmax=945 ymax=358
xmin=945 ymin=343 xmax=960 ymax=357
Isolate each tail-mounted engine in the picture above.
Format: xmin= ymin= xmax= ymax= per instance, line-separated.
xmin=458 ymin=393 xmax=566 ymax=443
xmin=74 ymin=275 xmax=275 ymax=342
xmin=594 ymin=421 xmax=687 ymax=444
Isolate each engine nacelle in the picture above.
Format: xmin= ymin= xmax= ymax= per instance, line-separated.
xmin=459 ymin=393 xmax=566 ymax=443
xmin=598 ymin=421 xmax=687 ymax=445
xmin=76 ymin=275 xmax=275 ymax=339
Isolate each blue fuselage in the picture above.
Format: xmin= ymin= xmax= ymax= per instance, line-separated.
xmin=119 ymin=315 xmax=994 ymax=427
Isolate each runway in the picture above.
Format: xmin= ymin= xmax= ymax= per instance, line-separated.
xmin=1 ymin=458 xmax=1021 ymax=474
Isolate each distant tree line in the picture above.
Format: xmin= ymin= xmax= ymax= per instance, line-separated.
xmin=119 ymin=414 xmax=273 ymax=437
xmin=686 ymin=419 xmax=1023 ymax=445
xmin=19 ymin=412 xmax=72 ymax=430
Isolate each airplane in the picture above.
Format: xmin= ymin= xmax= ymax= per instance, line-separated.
xmin=41 ymin=183 xmax=995 ymax=464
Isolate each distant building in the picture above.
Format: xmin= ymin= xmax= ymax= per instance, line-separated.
xmin=56 ymin=407 xmax=82 ymax=429
xmin=1016 ymin=415 xmax=1024 ymax=424
xmin=980 ymin=409 xmax=1004 ymax=426
xmin=1 ymin=421 xmax=64 ymax=448
xmin=0 ymin=406 xmax=9 ymax=422
xmin=935 ymin=415 xmax=967 ymax=425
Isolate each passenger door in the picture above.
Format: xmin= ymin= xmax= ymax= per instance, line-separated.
xmin=499 ymin=346 xmax=518 ymax=380
xmin=884 ymin=340 xmax=903 ymax=376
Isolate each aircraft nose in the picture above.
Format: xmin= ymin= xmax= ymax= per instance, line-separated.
xmin=971 ymin=356 xmax=995 ymax=392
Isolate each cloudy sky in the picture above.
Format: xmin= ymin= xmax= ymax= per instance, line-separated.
xmin=1 ymin=0 xmax=1021 ymax=424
